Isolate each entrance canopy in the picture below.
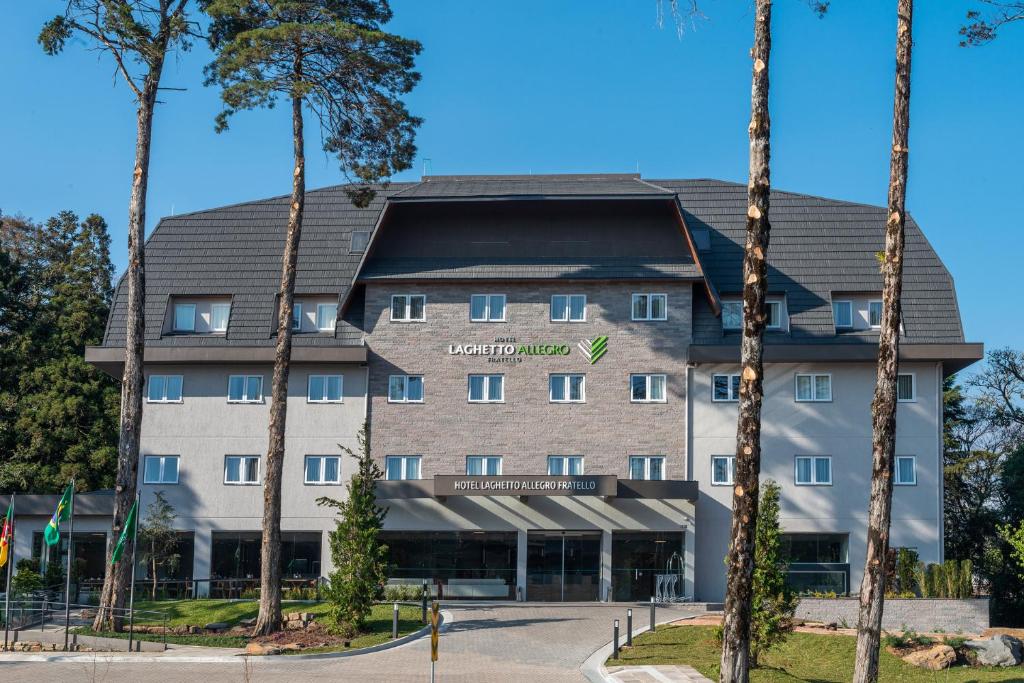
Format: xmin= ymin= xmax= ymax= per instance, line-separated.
xmin=377 ymin=475 xmax=698 ymax=502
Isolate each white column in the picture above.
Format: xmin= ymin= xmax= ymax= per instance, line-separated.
xmin=684 ymin=523 xmax=696 ymax=601
xmin=516 ymin=530 xmax=527 ymax=601
xmin=600 ymin=530 xmax=613 ymax=602
xmin=193 ymin=525 xmax=212 ymax=598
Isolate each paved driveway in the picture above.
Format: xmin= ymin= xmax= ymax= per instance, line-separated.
xmin=0 ymin=603 xmax=702 ymax=682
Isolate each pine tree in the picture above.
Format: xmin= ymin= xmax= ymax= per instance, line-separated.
xmin=749 ymin=480 xmax=796 ymax=668
xmin=316 ymin=425 xmax=388 ymax=638
xmin=203 ymin=0 xmax=421 ymax=635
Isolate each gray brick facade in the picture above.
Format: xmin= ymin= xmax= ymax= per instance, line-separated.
xmin=796 ymin=598 xmax=990 ymax=634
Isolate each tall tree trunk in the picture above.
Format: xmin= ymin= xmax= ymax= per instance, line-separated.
xmin=92 ymin=65 xmax=163 ymax=634
xmin=720 ymin=1 xmax=772 ymax=681
xmin=853 ymin=2 xmax=913 ymax=681
xmin=253 ymin=68 xmax=305 ymax=637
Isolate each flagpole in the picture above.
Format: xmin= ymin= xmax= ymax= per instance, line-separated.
xmin=64 ymin=480 xmax=75 ymax=651
xmin=4 ymin=493 xmax=15 ymax=651
xmin=127 ymin=491 xmax=140 ymax=653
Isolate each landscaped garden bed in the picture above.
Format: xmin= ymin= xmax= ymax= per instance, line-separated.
xmin=74 ymin=599 xmax=424 ymax=653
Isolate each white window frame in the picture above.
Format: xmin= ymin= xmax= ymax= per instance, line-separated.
xmin=795 ymin=373 xmax=832 ymax=402
xmin=765 ymin=300 xmax=783 ymax=330
xmin=711 ymin=455 xmax=735 ymax=486
xmin=304 ymin=455 xmax=342 ymax=485
xmin=895 ymin=455 xmax=917 ymax=486
xmin=721 ymin=300 xmax=742 ymax=331
xmin=795 ymin=456 xmax=832 ymax=486
xmin=631 ymin=293 xmax=668 ymax=321
xmin=210 ymin=303 xmax=231 ymax=332
xmin=549 ymin=374 xmax=586 ymax=403
xmin=711 ymin=374 xmax=741 ymax=402
xmin=468 ymin=374 xmax=504 ymax=403
xmin=550 ymin=294 xmax=587 ymax=322
xmin=227 ymin=375 xmax=263 ymax=403
xmin=143 ymin=455 xmax=179 ymax=485
xmin=832 ymin=300 xmax=853 ymax=329
xmin=897 ymin=373 xmax=916 ymax=402
xmin=869 ymin=300 xmax=883 ymax=328
xmin=630 ymin=374 xmax=667 ymax=403
xmin=722 ymin=300 xmax=785 ymax=331
xmin=316 ymin=303 xmax=338 ymax=331
xmin=390 ymin=294 xmax=426 ymax=322
xmin=466 ymin=455 xmax=503 ymax=476
xmin=224 ymin=455 xmax=260 ymax=485
xmin=385 ymin=455 xmax=421 ymax=481
xmin=469 ymin=294 xmax=506 ymax=322
xmin=292 ymin=303 xmax=303 ymax=331
xmin=629 ymin=455 xmax=666 ymax=481
xmin=307 ymin=374 xmax=344 ymax=403
xmin=147 ymin=375 xmax=183 ymax=403
xmin=350 ymin=230 xmax=370 ymax=253
xmin=173 ymin=303 xmax=196 ymax=332
xmin=388 ymin=375 xmax=424 ymax=403
xmin=547 ymin=455 xmax=585 ymax=476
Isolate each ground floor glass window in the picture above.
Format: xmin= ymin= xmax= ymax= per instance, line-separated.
xmin=611 ymin=531 xmax=685 ymax=602
xmin=781 ymin=533 xmax=850 ymax=594
xmin=381 ymin=531 xmax=516 ymax=599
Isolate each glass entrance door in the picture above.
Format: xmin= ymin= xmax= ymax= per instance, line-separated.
xmin=526 ymin=532 xmax=601 ymax=601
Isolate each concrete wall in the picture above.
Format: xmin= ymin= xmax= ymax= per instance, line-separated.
xmin=364 ymin=282 xmax=694 ymax=479
xmin=796 ymin=598 xmax=989 ymax=634
xmin=689 ymin=361 xmax=943 ymax=602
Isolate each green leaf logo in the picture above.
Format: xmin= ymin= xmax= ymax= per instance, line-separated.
xmin=578 ymin=336 xmax=608 ymax=365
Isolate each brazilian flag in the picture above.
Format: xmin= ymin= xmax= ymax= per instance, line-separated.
xmin=110 ymin=499 xmax=138 ymax=566
xmin=43 ymin=483 xmax=73 ymax=547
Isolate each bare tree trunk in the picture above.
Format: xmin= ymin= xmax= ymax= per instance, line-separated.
xmin=253 ymin=68 xmax=305 ymax=637
xmin=720 ymin=2 xmax=772 ymax=681
xmin=853 ymin=2 xmax=913 ymax=681
xmin=92 ymin=65 xmax=162 ymax=633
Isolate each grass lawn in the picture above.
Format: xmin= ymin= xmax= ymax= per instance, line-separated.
xmin=74 ymin=600 xmax=424 ymax=652
xmin=612 ymin=625 xmax=1024 ymax=682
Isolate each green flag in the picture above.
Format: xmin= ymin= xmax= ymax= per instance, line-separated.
xmin=110 ymin=499 xmax=138 ymax=566
xmin=43 ymin=483 xmax=73 ymax=547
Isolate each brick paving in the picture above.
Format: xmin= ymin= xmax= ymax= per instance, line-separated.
xmin=0 ymin=602 xmax=703 ymax=682
xmin=605 ymin=664 xmax=711 ymax=682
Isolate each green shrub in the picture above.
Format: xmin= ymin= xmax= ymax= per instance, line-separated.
xmin=883 ymin=627 xmax=933 ymax=649
xmin=913 ymin=562 xmax=929 ymax=598
xmin=239 ymin=588 xmax=259 ymax=599
xmin=11 ymin=559 xmax=44 ymax=597
xmin=383 ymin=585 xmax=421 ymax=602
xmin=944 ymin=559 xmax=959 ymax=598
xmin=895 ymin=548 xmax=919 ymax=595
xmin=958 ymin=559 xmax=973 ymax=598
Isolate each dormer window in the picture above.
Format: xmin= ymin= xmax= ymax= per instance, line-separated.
xmin=722 ymin=298 xmax=785 ymax=331
xmin=168 ymin=298 xmax=231 ymax=335
xmin=869 ymin=300 xmax=883 ymax=328
xmin=765 ymin=301 xmax=782 ymax=330
xmin=316 ymin=303 xmax=338 ymax=331
xmin=211 ymin=303 xmax=231 ymax=332
xmin=832 ymin=301 xmax=853 ymax=329
xmin=173 ymin=303 xmax=196 ymax=332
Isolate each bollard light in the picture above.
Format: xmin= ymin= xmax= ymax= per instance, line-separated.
xmin=613 ymin=619 xmax=620 ymax=660
xmin=650 ymin=596 xmax=656 ymax=633
xmin=627 ymin=608 xmax=633 ymax=647
xmin=392 ymin=602 xmax=399 ymax=639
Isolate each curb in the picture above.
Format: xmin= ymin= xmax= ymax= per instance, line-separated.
xmin=580 ymin=613 xmax=699 ymax=683
xmin=0 ymin=610 xmax=452 ymax=664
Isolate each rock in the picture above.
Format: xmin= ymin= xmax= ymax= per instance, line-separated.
xmin=239 ymin=617 xmax=257 ymax=627
xmin=280 ymin=643 xmax=302 ymax=651
xmin=965 ymin=635 xmax=1024 ymax=667
xmin=286 ymin=612 xmax=302 ymax=622
xmin=299 ymin=612 xmax=313 ymax=622
xmin=825 ymin=622 xmax=838 ymax=631
xmin=188 ymin=626 xmax=202 ymax=634
xmin=204 ymin=622 xmax=229 ymax=632
xmin=284 ymin=620 xmax=304 ymax=630
xmin=902 ymin=644 xmax=956 ymax=671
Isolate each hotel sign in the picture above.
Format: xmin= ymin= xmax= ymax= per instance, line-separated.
xmin=434 ymin=474 xmax=617 ymax=497
xmin=447 ymin=336 xmax=608 ymax=365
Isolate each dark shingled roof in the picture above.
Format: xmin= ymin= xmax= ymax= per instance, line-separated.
xmin=357 ymin=257 xmax=702 ymax=281
xmin=101 ymin=175 xmax=967 ymax=349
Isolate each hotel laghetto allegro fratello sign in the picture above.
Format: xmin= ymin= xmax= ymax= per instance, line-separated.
xmin=447 ymin=335 xmax=609 ymax=365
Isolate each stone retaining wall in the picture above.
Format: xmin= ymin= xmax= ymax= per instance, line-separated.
xmin=796 ymin=598 xmax=990 ymax=634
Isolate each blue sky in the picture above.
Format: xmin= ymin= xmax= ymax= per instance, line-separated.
xmin=1 ymin=1 xmax=1020 ymax=352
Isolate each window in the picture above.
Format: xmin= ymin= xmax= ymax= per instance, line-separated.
xmin=350 ymin=230 xmax=370 ymax=253
xmin=143 ymin=455 xmax=179 ymax=484
xmin=766 ymin=301 xmax=782 ymax=330
xmin=832 ymin=300 xmax=853 ymax=329
xmin=795 ymin=373 xmax=832 ymax=402
xmin=316 ymin=303 xmax=338 ymax=331
xmin=147 ymin=375 xmax=183 ymax=403
xmin=630 ymin=374 xmax=667 ymax=403
xmin=466 ymin=456 xmax=502 ymax=476
xmin=711 ymin=456 xmax=735 ymax=486
xmin=712 ymin=374 xmax=741 ymax=402
xmin=869 ymin=300 xmax=883 ymax=328
xmin=551 ymin=295 xmax=586 ymax=322
xmin=227 ymin=375 xmax=263 ymax=403
xmin=470 ymin=294 xmax=506 ymax=322
xmin=391 ymin=294 xmax=426 ymax=322
xmin=173 ymin=303 xmax=196 ymax=332
xmin=389 ymin=375 xmax=424 ymax=403
xmin=897 ymin=373 xmax=915 ymax=402
xmin=795 ymin=456 xmax=832 ymax=485
xmin=722 ymin=301 xmax=742 ymax=330
xmin=629 ymin=456 xmax=665 ymax=481
xmin=385 ymin=455 xmax=421 ymax=481
xmin=632 ymin=293 xmax=667 ymax=321
xmin=895 ymin=456 xmax=917 ymax=485
xmin=468 ymin=374 xmax=504 ymax=402
xmin=548 ymin=456 xmax=584 ymax=476
xmin=292 ymin=303 xmax=303 ymax=331
xmin=308 ymin=375 xmax=343 ymax=403
xmin=224 ymin=455 xmax=260 ymax=485
xmin=549 ymin=374 xmax=585 ymax=403
xmin=210 ymin=303 xmax=231 ymax=332
xmin=304 ymin=456 xmax=341 ymax=485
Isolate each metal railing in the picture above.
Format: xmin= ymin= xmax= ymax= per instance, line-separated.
xmin=1 ymin=595 xmax=170 ymax=652
xmin=75 ymin=576 xmax=325 ymax=601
